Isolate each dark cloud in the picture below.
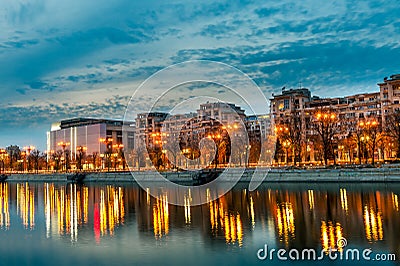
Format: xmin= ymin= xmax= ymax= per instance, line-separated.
xmin=2 ymin=39 xmax=39 ymax=49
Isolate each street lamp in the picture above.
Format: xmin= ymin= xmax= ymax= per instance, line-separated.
xmin=112 ymin=143 xmax=124 ymax=170
xmin=245 ymin=144 xmax=251 ymax=168
xmin=282 ymin=140 xmax=291 ymax=165
xmin=162 ymin=149 xmax=167 ymax=170
xmin=23 ymin=145 xmax=36 ymax=172
xmin=76 ymin=145 xmax=87 ymax=171
xmin=0 ymin=149 xmax=7 ymax=174
xmin=207 ymin=133 xmax=222 ymax=169
xmin=57 ymin=141 xmax=70 ymax=172
xmin=99 ymin=138 xmax=113 ymax=171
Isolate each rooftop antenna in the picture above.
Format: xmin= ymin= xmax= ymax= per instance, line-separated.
xmin=298 ymin=81 xmax=302 ymax=89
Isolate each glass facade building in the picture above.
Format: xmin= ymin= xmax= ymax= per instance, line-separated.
xmin=47 ymin=118 xmax=135 ymax=160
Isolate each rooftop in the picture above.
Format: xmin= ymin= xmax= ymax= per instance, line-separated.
xmin=58 ymin=118 xmax=124 ymax=129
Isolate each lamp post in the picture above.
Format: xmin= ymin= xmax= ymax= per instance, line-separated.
xmin=315 ymin=112 xmax=337 ymax=165
xmin=182 ymin=148 xmax=190 ymax=169
xmin=162 ymin=149 xmax=167 ymax=170
xmin=23 ymin=145 xmax=35 ymax=172
xmin=244 ymin=144 xmax=252 ymax=168
xmin=76 ymin=145 xmax=87 ymax=171
xmin=0 ymin=149 xmax=7 ymax=174
xmin=282 ymin=140 xmax=291 ymax=165
xmin=207 ymin=133 xmax=222 ymax=169
xmin=112 ymin=143 xmax=124 ymax=170
xmin=57 ymin=141 xmax=70 ymax=172
xmin=359 ymin=119 xmax=378 ymax=164
xmin=99 ymin=138 xmax=113 ymax=172
xmin=21 ymin=151 xmax=26 ymax=172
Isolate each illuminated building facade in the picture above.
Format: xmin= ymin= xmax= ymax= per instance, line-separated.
xmin=271 ymin=74 xmax=400 ymax=163
xmin=132 ymin=102 xmax=266 ymax=168
xmin=47 ymin=118 xmax=135 ymax=161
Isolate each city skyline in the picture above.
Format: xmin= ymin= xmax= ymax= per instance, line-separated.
xmin=1 ymin=0 xmax=400 ymax=149
xmin=1 ymin=74 xmax=400 ymax=152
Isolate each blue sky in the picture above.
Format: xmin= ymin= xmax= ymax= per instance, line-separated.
xmin=1 ymin=0 xmax=400 ymax=150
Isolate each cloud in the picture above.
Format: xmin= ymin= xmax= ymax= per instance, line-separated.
xmin=1 ymin=0 xmax=400 ymax=148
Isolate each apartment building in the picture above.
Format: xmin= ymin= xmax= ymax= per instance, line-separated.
xmin=270 ymin=74 xmax=400 ymax=164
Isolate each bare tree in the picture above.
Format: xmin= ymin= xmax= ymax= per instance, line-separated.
xmin=29 ymin=149 xmax=41 ymax=173
xmin=92 ymin=152 xmax=99 ymax=170
xmin=6 ymin=145 xmax=21 ymax=171
xmin=311 ymin=109 xmax=341 ymax=165
xmin=275 ymin=111 xmax=303 ymax=165
xmin=385 ymin=109 xmax=400 ymax=158
xmin=130 ymin=145 xmax=146 ymax=171
xmin=361 ymin=120 xmax=381 ymax=165
xmin=52 ymin=150 xmax=63 ymax=172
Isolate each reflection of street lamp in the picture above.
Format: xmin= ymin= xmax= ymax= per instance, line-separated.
xmin=57 ymin=142 xmax=70 ymax=172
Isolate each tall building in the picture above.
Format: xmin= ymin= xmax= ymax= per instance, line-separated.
xmin=47 ymin=118 xmax=135 ymax=160
xmin=378 ymin=74 xmax=400 ymax=124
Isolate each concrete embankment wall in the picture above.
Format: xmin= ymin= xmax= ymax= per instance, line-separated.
xmin=6 ymin=167 xmax=400 ymax=183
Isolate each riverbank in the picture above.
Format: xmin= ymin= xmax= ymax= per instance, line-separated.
xmin=5 ymin=167 xmax=400 ymax=182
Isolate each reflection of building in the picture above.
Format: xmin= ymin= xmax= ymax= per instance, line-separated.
xmin=47 ymin=118 xmax=135 ymax=160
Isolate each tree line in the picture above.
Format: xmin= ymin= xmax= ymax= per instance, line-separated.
xmin=274 ymin=108 xmax=400 ymax=166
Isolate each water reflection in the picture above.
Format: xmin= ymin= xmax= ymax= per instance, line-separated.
xmin=152 ymin=194 xmax=169 ymax=239
xmin=17 ymin=183 xmax=35 ymax=229
xmin=0 ymin=182 xmax=400 ymax=259
xmin=275 ymin=202 xmax=295 ymax=246
xmin=320 ymin=221 xmax=343 ymax=252
xmin=0 ymin=183 xmax=10 ymax=229
xmin=208 ymin=198 xmax=243 ymax=246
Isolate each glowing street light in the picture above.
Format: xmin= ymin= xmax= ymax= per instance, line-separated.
xmin=99 ymin=138 xmax=113 ymax=171
xmin=57 ymin=141 xmax=70 ymax=172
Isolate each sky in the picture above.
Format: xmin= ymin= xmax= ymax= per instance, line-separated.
xmin=0 ymin=0 xmax=400 ymax=150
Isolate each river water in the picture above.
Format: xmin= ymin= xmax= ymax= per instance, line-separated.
xmin=0 ymin=181 xmax=399 ymax=265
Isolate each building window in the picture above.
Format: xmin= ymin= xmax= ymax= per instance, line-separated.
xmin=284 ymin=99 xmax=289 ymax=110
